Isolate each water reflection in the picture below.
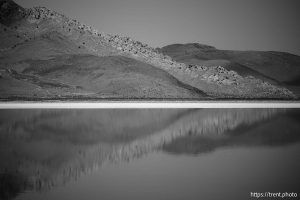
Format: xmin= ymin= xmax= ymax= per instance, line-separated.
xmin=0 ymin=109 xmax=299 ymax=200
xmin=163 ymin=109 xmax=300 ymax=155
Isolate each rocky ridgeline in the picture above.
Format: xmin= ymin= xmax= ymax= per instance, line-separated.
xmin=19 ymin=6 xmax=187 ymax=68
xmin=27 ymin=6 xmax=100 ymax=35
xmin=92 ymin=33 xmax=295 ymax=98
xmin=2 ymin=4 xmax=296 ymax=98
xmin=200 ymin=66 xmax=240 ymax=85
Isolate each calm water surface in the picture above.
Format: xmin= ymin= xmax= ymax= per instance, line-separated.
xmin=0 ymin=109 xmax=299 ymax=200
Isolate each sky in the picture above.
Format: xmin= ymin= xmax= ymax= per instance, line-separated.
xmin=15 ymin=0 xmax=300 ymax=55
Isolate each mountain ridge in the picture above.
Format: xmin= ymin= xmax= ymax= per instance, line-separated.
xmin=160 ymin=43 xmax=300 ymax=84
xmin=0 ymin=0 xmax=296 ymax=100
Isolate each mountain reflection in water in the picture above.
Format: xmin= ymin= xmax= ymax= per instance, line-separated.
xmin=0 ymin=109 xmax=299 ymax=200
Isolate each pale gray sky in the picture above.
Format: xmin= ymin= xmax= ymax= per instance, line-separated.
xmin=15 ymin=0 xmax=300 ymax=55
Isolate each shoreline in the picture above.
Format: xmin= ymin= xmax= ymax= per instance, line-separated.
xmin=1 ymin=101 xmax=300 ymax=108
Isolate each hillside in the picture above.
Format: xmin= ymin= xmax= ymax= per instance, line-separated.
xmin=0 ymin=0 xmax=296 ymax=100
xmin=160 ymin=43 xmax=300 ymax=97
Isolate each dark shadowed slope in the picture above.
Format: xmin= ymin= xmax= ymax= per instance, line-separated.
xmin=0 ymin=0 xmax=26 ymax=26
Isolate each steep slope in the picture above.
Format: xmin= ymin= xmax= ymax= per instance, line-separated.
xmin=0 ymin=0 xmax=296 ymax=99
xmin=0 ymin=31 xmax=91 ymax=62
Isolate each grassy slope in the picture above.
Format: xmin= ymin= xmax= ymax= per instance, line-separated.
xmin=0 ymin=2 xmax=208 ymax=100
xmin=0 ymin=31 xmax=90 ymax=62
xmin=0 ymin=40 xmax=207 ymax=99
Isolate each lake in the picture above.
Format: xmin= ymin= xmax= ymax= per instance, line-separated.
xmin=0 ymin=109 xmax=299 ymax=200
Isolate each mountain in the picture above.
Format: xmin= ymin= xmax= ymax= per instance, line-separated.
xmin=159 ymin=43 xmax=300 ymax=97
xmin=0 ymin=0 xmax=296 ymax=100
